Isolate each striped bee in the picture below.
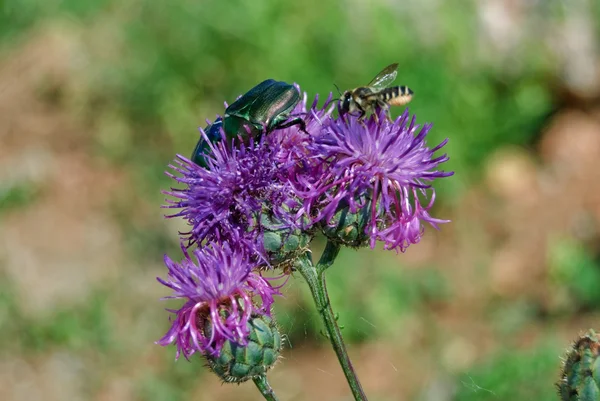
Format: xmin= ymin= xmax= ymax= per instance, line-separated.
xmin=338 ymin=63 xmax=413 ymax=122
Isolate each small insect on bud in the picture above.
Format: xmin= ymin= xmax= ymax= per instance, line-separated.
xmin=204 ymin=313 xmax=283 ymax=383
xmin=557 ymin=329 xmax=600 ymax=401
xmin=321 ymin=198 xmax=371 ymax=248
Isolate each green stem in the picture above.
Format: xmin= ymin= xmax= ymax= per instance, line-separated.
xmin=252 ymin=375 xmax=280 ymax=401
xmin=316 ymin=240 xmax=341 ymax=274
xmin=296 ymin=242 xmax=368 ymax=401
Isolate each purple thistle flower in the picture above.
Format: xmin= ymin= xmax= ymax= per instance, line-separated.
xmin=267 ymin=90 xmax=335 ymax=165
xmin=163 ymin=89 xmax=334 ymax=256
xmin=156 ymin=241 xmax=279 ymax=358
xmin=298 ymin=109 xmax=454 ymax=252
xmin=163 ymin=135 xmax=300 ymax=257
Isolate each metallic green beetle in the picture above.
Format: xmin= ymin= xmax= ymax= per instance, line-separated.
xmin=222 ymin=79 xmax=306 ymax=137
xmin=192 ymin=79 xmax=306 ymax=168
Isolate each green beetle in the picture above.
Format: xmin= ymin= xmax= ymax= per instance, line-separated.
xmin=191 ymin=79 xmax=306 ymax=168
xmin=222 ymin=79 xmax=306 ymax=138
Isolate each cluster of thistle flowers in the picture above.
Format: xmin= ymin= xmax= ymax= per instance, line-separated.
xmin=157 ymin=87 xmax=453 ymax=380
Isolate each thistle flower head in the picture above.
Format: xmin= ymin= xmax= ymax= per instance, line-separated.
xmin=165 ymin=89 xmax=336 ymax=260
xmin=267 ymin=89 xmax=335 ymax=166
xmin=164 ymin=134 xmax=301 ymax=257
xmin=156 ymin=240 xmax=279 ymax=358
xmin=205 ymin=313 xmax=283 ymax=383
xmin=299 ymin=110 xmax=453 ymax=252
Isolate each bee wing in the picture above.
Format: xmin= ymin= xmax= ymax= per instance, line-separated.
xmin=367 ymin=63 xmax=398 ymax=90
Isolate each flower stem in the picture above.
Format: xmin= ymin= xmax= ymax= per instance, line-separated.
xmin=252 ymin=375 xmax=280 ymax=401
xmin=316 ymin=240 xmax=341 ymax=274
xmin=296 ymin=242 xmax=368 ymax=401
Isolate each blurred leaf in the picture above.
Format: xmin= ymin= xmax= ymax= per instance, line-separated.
xmin=549 ymin=237 xmax=600 ymax=307
xmin=454 ymin=341 xmax=561 ymax=401
xmin=0 ymin=181 xmax=40 ymax=213
xmin=1 ymin=285 xmax=114 ymax=354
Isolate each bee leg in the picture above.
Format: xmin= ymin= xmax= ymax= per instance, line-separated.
xmin=384 ymin=108 xmax=392 ymax=122
xmin=373 ymin=112 xmax=379 ymax=124
xmin=377 ymin=101 xmax=392 ymax=122
xmin=356 ymin=110 xmax=369 ymax=129
xmin=356 ymin=109 xmax=366 ymax=122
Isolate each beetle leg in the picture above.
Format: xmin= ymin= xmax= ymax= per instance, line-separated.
xmin=274 ymin=117 xmax=307 ymax=134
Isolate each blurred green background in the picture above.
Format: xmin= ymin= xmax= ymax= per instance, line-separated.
xmin=1 ymin=0 xmax=600 ymax=400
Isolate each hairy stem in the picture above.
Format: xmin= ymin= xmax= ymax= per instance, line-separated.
xmin=316 ymin=240 xmax=341 ymax=274
xmin=252 ymin=375 xmax=280 ymax=401
xmin=296 ymin=242 xmax=368 ymax=401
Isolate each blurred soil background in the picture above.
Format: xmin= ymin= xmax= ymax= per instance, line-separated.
xmin=1 ymin=1 xmax=600 ymax=400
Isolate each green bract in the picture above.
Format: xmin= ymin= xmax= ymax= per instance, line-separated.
xmin=261 ymin=211 xmax=312 ymax=269
xmin=205 ymin=313 xmax=283 ymax=383
xmin=321 ymin=199 xmax=371 ymax=248
xmin=558 ymin=329 xmax=600 ymax=401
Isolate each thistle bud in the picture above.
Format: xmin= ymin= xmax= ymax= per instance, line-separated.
xmin=558 ymin=329 xmax=600 ymax=401
xmin=261 ymin=211 xmax=311 ymax=267
xmin=205 ymin=313 xmax=283 ymax=383
xmin=321 ymin=199 xmax=371 ymax=248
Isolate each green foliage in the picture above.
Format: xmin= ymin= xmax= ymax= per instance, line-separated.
xmin=0 ymin=279 xmax=114 ymax=353
xmin=489 ymin=299 xmax=540 ymax=337
xmin=549 ymin=238 xmax=600 ymax=308
xmin=454 ymin=342 xmax=561 ymax=401
xmin=137 ymin=376 xmax=186 ymax=401
xmin=0 ymin=180 xmax=40 ymax=213
xmin=0 ymin=0 xmax=39 ymax=41
xmin=278 ymin=243 xmax=449 ymax=343
xmin=136 ymin=354 xmax=202 ymax=401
